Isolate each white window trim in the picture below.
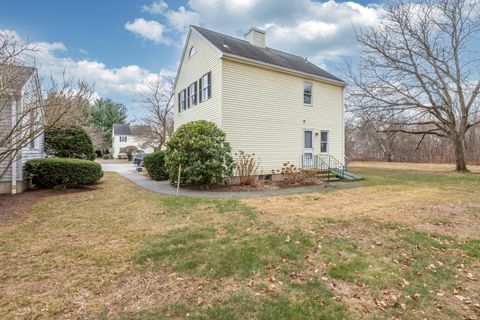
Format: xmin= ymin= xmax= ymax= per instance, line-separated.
xmin=320 ymin=130 xmax=329 ymax=154
xmin=303 ymin=82 xmax=313 ymax=106
xmin=188 ymin=82 xmax=196 ymax=107
xmin=302 ymin=128 xmax=314 ymax=152
xmin=189 ymin=46 xmax=197 ymax=59
xmin=201 ymin=73 xmax=210 ymax=101
xmin=179 ymin=90 xmax=186 ymax=111
xmin=302 ymin=128 xmax=315 ymax=167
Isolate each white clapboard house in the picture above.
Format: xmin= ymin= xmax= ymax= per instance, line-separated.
xmin=174 ymin=26 xmax=360 ymax=179
xmin=0 ymin=66 xmax=44 ymax=194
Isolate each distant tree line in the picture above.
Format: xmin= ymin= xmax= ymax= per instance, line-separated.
xmin=346 ymin=0 xmax=480 ymax=171
xmin=346 ymin=114 xmax=480 ymax=164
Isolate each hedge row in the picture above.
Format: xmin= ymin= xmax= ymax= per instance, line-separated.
xmin=144 ymin=151 xmax=168 ymax=181
xmin=26 ymin=158 xmax=103 ymax=189
xmin=45 ymin=126 xmax=96 ymax=160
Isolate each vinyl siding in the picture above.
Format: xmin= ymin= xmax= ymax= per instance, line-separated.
xmin=19 ymin=75 xmax=45 ymax=180
xmin=174 ymin=29 xmax=223 ymax=130
xmin=111 ymin=134 xmax=154 ymax=158
xmin=221 ymin=58 xmax=344 ymax=173
xmin=0 ymin=74 xmax=44 ymax=187
xmin=0 ymin=96 xmax=13 ymax=182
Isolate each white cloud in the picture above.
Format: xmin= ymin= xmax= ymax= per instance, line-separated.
xmin=142 ymin=0 xmax=168 ymax=14
xmin=1 ymin=29 xmax=175 ymax=98
xmin=137 ymin=0 xmax=382 ymax=65
xmin=164 ymin=6 xmax=199 ymax=32
xmin=124 ymin=18 xmax=171 ymax=44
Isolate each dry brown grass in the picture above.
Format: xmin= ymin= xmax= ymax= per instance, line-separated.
xmin=350 ymin=160 xmax=480 ymax=173
xmin=0 ymin=173 xmax=241 ymax=319
xmin=1 ymin=164 xmax=479 ymax=319
xmin=244 ymin=162 xmax=480 ymax=238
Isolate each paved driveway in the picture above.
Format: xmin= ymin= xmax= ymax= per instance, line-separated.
xmin=99 ymin=161 xmax=364 ymax=199
xmin=100 ymin=162 xmax=134 ymax=173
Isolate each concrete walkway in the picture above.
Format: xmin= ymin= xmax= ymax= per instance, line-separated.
xmin=100 ymin=162 xmax=364 ymax=199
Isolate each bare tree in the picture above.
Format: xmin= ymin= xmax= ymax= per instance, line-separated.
xmin=140 ymin=75 xmax=174 ymax=150
xmin=347 ymin=0 xmax=480 ymax=171
xmin=0 ymin=32 xmax=93 ymax=179
xmin=43 ymin=81 xmax=93 ymax=127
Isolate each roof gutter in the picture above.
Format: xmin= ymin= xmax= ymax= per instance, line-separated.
xmin=221 ymin=53 xmax=346 ymax=87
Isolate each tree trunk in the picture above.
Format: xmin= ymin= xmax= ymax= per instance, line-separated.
xmin=452 ymin=135 xmax=468 ymax=172
xmin=386 ymin=152 xmax=393 ymax=162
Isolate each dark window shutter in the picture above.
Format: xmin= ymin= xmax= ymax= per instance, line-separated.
xmin=207 ymin=72 xmax=212 ymax=99
xmin=178 ymin=92 xmax=181 ymax=112
xmin=198 ymin=77 xmax=203 ymax=102
xmin=187 ymin=86 xmax=190 ymax=108
xmin=194 ymin=81 xmax=197 ymax=105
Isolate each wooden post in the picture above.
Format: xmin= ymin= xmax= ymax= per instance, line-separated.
xmin=176 ymin=163 xmax=181 ymax=196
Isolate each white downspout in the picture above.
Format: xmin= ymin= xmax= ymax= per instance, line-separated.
xmin=11 ymin=95 xmax=17 ymax=194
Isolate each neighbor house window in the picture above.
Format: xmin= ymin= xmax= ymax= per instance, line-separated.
xmin=120 ymin=136 xmax=127 ymax=142
xmin=320 ymin=131 xmax=328 ymax=153
xmin=187 ymin=82 xmax=197 ymax=107
xmin=199 ymin=72 xmax=211 ymax=102
xmin=178 ymin=89 xmax=186 ymax=112
xmin=189 ymin=46 xmax=196 ymax=59
xmin=304 ymin=82 xmax=312 ymax=105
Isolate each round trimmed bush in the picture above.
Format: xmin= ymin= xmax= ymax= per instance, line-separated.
xmin=45 ymin=126 xmax=96 ymax=160
xmin=144 ymin=151 xmax=168 ymax=180
xmin=25 ymin=158 xmax=103 ymax=189
xmin=165 ymin=120 xmax=234 ymax=187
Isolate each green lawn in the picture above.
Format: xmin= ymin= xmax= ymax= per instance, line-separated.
xmin=0 ymin=163 xmax=479 ymax=319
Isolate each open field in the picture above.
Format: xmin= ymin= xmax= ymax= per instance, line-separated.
xmin=0 ymin=163 xmax=479 ymax=319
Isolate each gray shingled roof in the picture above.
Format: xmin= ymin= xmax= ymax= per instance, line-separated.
xmin=192 ymin=26 xmax=344 ymax=84
xmin=112 ymin=124 xmax=131 ymax=135
xmin=113 ymin=124 xmax=152 ymax=136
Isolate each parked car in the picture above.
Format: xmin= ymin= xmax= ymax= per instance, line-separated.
xmin=133 ymin=153 xmax=145 ymax=166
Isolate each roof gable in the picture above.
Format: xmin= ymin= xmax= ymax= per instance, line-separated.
xmin=0 ymin=65 xmax=36 ymax=93
xmin=191 ymin=26 xmax=344 ymax=84
xmin=173 ymin=27 xmax=222 ymax=89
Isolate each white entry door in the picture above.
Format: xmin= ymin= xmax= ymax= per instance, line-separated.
xmin=303 ymin=130 xmax=314 ymax=168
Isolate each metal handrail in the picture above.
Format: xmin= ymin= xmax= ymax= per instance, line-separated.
xmin=301 ymin=154 xmax=347 ymax=181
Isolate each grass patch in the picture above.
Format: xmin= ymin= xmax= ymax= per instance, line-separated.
xmin=462 ymin=239 xmax=480 ymax=257
xmin=354 ymin=167 xmax=480 ymax=188
xmin=119 ymin=281 xmax=349 ymax=320
xmin=321 ymin=237 xmax=400 ymax=287
xmin=400 ymin=230 xmax=450 ymax=249
xmin=2 ymin=164 xmax=480 ymax=319
xmin=136 ymin=225 xmax=312 ymax=278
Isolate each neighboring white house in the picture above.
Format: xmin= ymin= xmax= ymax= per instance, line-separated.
xmin=111 ymin=124 xmax=155 ymax=158
xmin=0 ymin=66 xmax=44 ymax=194
xmin=174 ymin=26 xmax=345 ymax=174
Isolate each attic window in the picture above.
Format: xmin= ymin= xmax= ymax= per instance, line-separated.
xmin=189 ymin=46 xmax=197 ymax=59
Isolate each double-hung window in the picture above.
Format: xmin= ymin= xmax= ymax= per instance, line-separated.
xmin=187 ymin=82 xmax=197 ymax=108
xmin=303 ymin=82 xmax=312 ymax=105
xmin=199 ymin=72 xmax=211 ymax=102
xmin=120 ymin=136 xmax=127 ymax=143
xmin=178 ymin=89 xmax=186 ymax=112
xmin=320 ymin=131 xmax=329 ymax=153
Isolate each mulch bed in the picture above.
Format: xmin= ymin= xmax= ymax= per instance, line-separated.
xmin=182 ymin=179 xmax=326 ymax=192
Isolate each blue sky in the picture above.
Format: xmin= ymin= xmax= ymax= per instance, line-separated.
xmin=0 ymin=0 xmax=382 ymax=119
